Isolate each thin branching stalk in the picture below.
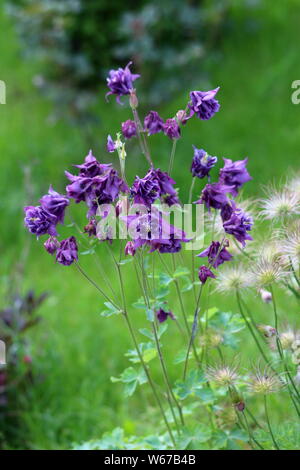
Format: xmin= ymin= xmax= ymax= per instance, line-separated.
xmin=263 ymin=395 xmax=280 ymax=450
xmin=168 ymin=139 xmax=178 ymax=175
xmin=183 ymin=284 xmax=204 ymax=379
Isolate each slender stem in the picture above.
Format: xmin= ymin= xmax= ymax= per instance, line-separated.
xmin=264 ymin=395 xmax=280 ymax=450
xmin=236 ymin=290 xmax=271 ymax=366
xmin=75 ymin=262 xmax=120 ymax=311
xmin=188 ymin=177 xmax=196 ymax=205
xmin=113 ymin=251 xmax=176 ymax=446
xmin=243 ymin=411 xmax=265 ymax=450
xmin=270 ymin=285 xmax=300 ymax=403
xmin=135 ymin=253 xmax=184 ymax=431
xmin=132 ymin=108 xmax=153 ymax=166
xmin=168 ymin=139 xmax=177 ymax=175
xmin=183 ymin=285 xmax=204 ymax=379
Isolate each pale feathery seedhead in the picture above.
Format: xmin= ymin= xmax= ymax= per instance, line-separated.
xmin=206 ymin=362 xmax=240 ymax=387
xmin=199 ymin=329 xmax=223 ymax=350
xmin=268 ymin=327 xmax=300 ymax=352
xmin=249 ymin=257 xmax=288 ymax=289
xmin=259 ymin=187 xmax=300 ymax=221
xmin=215 ymin=265 xmax=251 ymax=293
xmin=279 ymin=223 xmax=300 ymax=270
xmin=247 ymin=364 xmax=286 ymax=395
xmin=287 ymin=174 xmax=300 ymax=196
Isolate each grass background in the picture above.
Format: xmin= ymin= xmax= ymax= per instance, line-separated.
xmin=1 ymin=1 xmax=300 ymax=449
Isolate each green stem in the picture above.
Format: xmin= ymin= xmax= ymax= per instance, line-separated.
xmin=183 ymin=285 xmax=204 ymax=379
xmin=264 ymin=395 xmax=280 ymax=450
xmin=168 ymin=139 xmax=178 ymax=175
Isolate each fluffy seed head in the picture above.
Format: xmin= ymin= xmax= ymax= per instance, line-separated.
xmin=260 ymin=188 xmax=300 ymax=221
xmin=250 ymin=258 xmax=287 ymax=289
xmin=206 ymin=363 xmax=239 ymax=387
xmin=216 ymin=266 xmax=251 ymax=293
xmin=247 ymin=365 xmax=286 ymax=395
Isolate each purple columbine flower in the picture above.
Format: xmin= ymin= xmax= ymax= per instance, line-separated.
xmin=39 ymin=186 xmax=69 ymax=224
xmin=131 ymin=168 xmax=179 ymax=207
xmin=195 ymin=182 xmax=233 ymax=210
xmin=219 ymin=158 xmax=252 ymax=197
xmin=223 ymin=204 xmax=253 ymax=247
xmin=191 ymin=147 xmax=218 ymax=179
xmin=144 ymin=111 xmax=164 ymax=135
xmin=188 ymin=88 xmax=220 ymax=120
xmin=197 ymin=240 xmax=232 ymax=268
xmin=123 ymin=208 xmax=190 ymax=255
xmin=24 ymin=205 xmax=57 ymax=237
xmin=44 ymin=237 xmax=60 ymax=255
xmin=198 ymin=265 xmax=216 ymax=284
xmin=121 ymin=119 xmax=137 ymax=139
xmin=65 ymin=152 xmax=128 ymax=217
xmin=156 ymin=308 xmax=175 ymax=323
xmin=106 ymin=62 xmax=140 ymax=104
xmin=107 ymin=135 xmax=116 ymax=153
xmin=163 ymin=118 xmax=181 ymax=140
xmin=56 ymin=236 xmax=78 ymax=266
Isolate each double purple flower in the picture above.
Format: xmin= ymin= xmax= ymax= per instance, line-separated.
xmin=65 ymin=150 xmax=128 ymax=217
xmin=222 ymin=204 xmax=253 ymax=247
xmin=197 ymin=240 xmax=232 ymax=268
xmin=198 ymin=266 xmax=216 ymax=284
xmin=196 ymin=182 xmax=233 ymax=210
xmin=56 ymin=236 xmax=78 ymax=266
xmin=122 ymin=120 xmax=137 ymax=139
xmin=188 ymin=88 xmax=220 ymax=121
xmin=144 ymin=111 xmax=164 ymax=135
xmin=163 ymin=118 xmax=181 ymax=140
xmin=131 ymin=168 xmax=179 ymax=207
xmin=156 ymin=309 xmax=175 ymax=323
xmin=219 ymin=158 xmax=252 ymax=196
xmin=191 ymin=147 xmax=218 ymax=179
xmin=106 ymin=62 xmax=140 ymax=104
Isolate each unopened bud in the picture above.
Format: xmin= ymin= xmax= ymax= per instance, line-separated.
xmin=129 ymin=90 xmax=139 ymax=109
xmin=259 ymin=289 xmax=272 ymax=303
xmin=257 ymin=324 xmax=277 ymax=338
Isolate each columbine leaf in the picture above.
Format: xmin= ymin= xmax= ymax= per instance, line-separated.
xmin=173 ymin=266 xmax=190 ymax=278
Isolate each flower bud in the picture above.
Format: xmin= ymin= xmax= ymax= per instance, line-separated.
xmin=129 ymin=90 xmax=139 ymax=109
xmin=259 ymin=288 xmax=272 ymax=303
xmin=256 ymin=324 xmax=277 ymax=338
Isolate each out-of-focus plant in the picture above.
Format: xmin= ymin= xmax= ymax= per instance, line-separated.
xmin=0 ymin=289 xmax=47 ymax=448
xmin=6 ymin=0 xmax=262 ymax=119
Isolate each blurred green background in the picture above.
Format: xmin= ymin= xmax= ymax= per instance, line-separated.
xmin=0 ymin=0 xmax=300 ymax=449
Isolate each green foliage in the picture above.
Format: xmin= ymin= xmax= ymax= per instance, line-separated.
xmin=111 ymin=367 xmax=147 ymax=397
xmin=254 ymin=422 xmax=300 ymax=450
xmin=72 ymin=427 xmax=170 ymax=450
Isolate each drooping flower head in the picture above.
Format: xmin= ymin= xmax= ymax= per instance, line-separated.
xmin=191 ymin=147 xmax=218 ymax=179
xmin=24 ymin=205 xmax=57 ymax=237
xmin=223 ymin=203 xmax=253 ymax=247
xmin=198 ymin=265 xmax=216 ymax=284
xmin=163 ymin=118 xmax=181 ymax=140
xmin=219 ymin=158 xmax=252 ymax=197
xmin=44 ymin=236 xmax=60 ymax=255
xmin=188 ymin=88 xmax=220 ymax=120
xmin=156 ymin=308 xmax=175 ymax=323
xmin=124 ymin=241 xmax=136 ymax=256
xmin=56 ymin=236 xmax=78 ymax=266
xmin=39 ymin=186 xmax=69 ymax=224
xmin=198 ymin=240 xmax=232 ymax=268
xmin=106 ymin=62 xmax=140 ymax=103
xmin=121 ymin=120 xmax=137 ymax=139
xmin=195 ymin=182 xmax=233 ymax=210
xmin=65 ymin=151 xmax=128 ymax=217
xmin=123 ymin=208 xmax=189 ymax=254
xmin=144 ymin=111 xmax=164 ymax=135
xmin=130 ymin=168 xmax=179 ymax=207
